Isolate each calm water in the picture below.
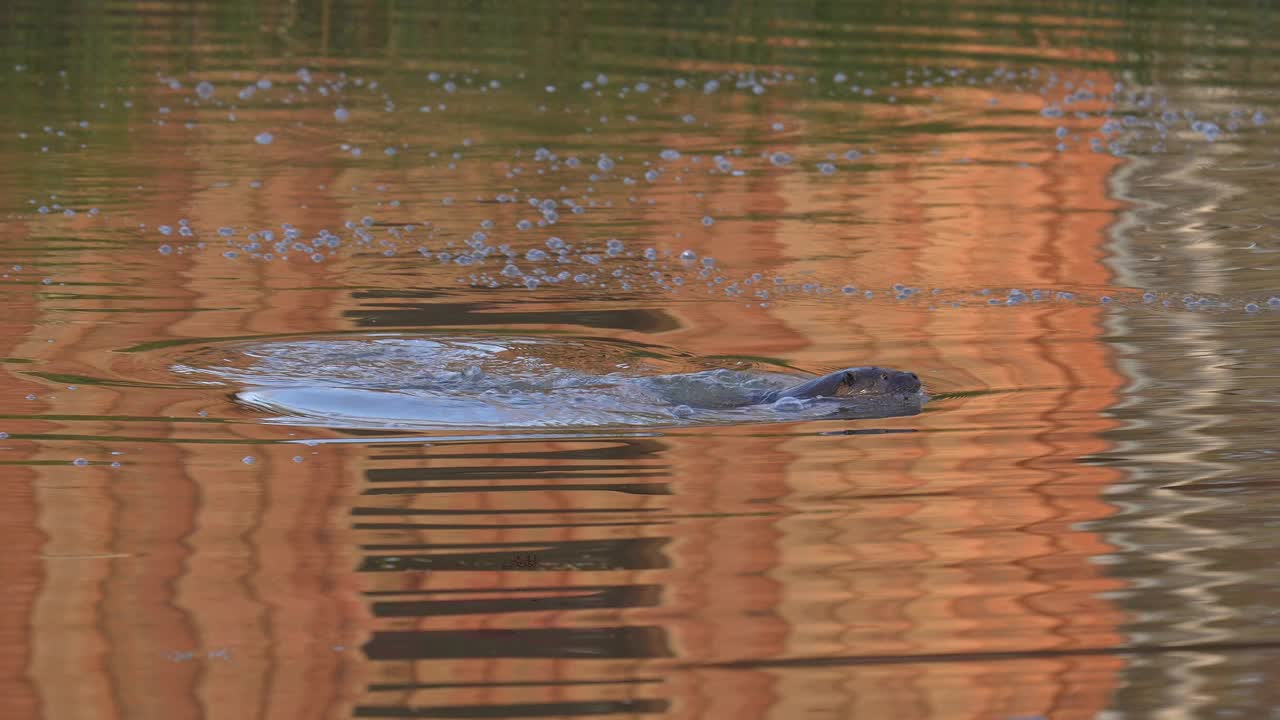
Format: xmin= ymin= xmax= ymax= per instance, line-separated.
xmin=4 ymin=2 xmax=1280 ymax=719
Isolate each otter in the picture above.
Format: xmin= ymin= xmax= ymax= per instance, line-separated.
xmin=202 ymin=335 xmax=925 ymax=428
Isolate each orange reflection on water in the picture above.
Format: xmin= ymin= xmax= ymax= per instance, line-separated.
xmin=0 ymin=35 xmax=1139 ymax=720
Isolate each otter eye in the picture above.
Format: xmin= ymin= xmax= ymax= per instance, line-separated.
xmin=880 ymin=373 xmax=888 ymax=381
xmin=842 ymin=372 xmax=854 ymax=384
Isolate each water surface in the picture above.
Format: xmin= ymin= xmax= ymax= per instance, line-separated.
xmin=4 ymin=2 xmax=1280 ymax=719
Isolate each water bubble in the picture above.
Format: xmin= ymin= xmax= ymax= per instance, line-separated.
xmin=702 ymin=80 xmax=720 ymax=94
xmin=671 ymin=404 xmax=694 ymax=418
xmin=817 ymin=162 xmax=836 ymax=175
xmin=701 ymin=216 xmax=714 ymax=226
xmin=1268 ymin=297 xmax=1280 ymax=307
xmin=195 ymin=81 xmax=215 ymax=99
xmin=769 ymin=152 xmax=793 ymax=166
xmin=334 ymin=107 xmax=350 ymax=122
xmin=254 ymin=132 xmax=274 ymax=145
xmin=158 ymin=244 xmax=173 ymax=255
xmin=643 ymin=247 xmax=658 ymax=261
xmin=1195 ymin=121 xmax=1221 ymax=141
xmin=73 ymin=458 xmax=89 ymax=467
xmin=525 ymin=249 xmax=548 ymax=262
xmin=660 ymin=149 xmax=681 ymax=161
xmin=242 ymin=456 xmax=255 ymax=465
xmin=772 ymin=396 xmax=805 ymax=412
xmin=679 ymin=249 xmax=697 ymax=261
xmin=1245 ymin=303 xmax=1260 ymax=313
xmin=597 ymin=155 xmax=615 ymax=172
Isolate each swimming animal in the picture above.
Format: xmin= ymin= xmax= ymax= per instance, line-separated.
xmin=180 ymin=335 xmax=927 ymax=429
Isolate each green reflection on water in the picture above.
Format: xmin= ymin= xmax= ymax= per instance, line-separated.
xmin=3 ymin=1 xmax=1275 ymax=98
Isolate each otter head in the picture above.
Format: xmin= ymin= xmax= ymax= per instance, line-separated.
xmin=828 ymin=366 xmax=921 ymax=396
xmin=771 ymin=366 xmax=921 ymax=402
